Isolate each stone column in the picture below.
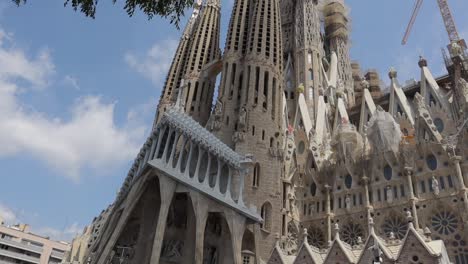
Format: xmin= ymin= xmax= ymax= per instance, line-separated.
xmin=451 ymin=156 xmax=468 ymax=212
xmin=325 ymin=184 xmax=332 ymax=244
xmin=405 ymin=167 xmax=419 ymax=229
xmin=451 ymin=156 xmax=467 ymax=189
xmin=362 ymin=176 xmax=373 ymax=229
xmin=225 ymin=211 xmax=246 ymax=264
xmin=191 ymin=192 xmax=209 ymax=264
xmin=149 ymin=176 xmax=177 ymax=263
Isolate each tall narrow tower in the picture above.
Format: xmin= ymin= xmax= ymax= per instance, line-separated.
xmin=323 ymin=0 xmax=355 ymax=106
xmin=294 ymin=0 xmax=324 ymax=122
xmin=179 ymin=0 xmax=222 ymax=126
xmin=154 ymin=0 xmax=221 ymax=128
xmin=154 ymin=1 xmax=202 ymax=128
xmin=211 ymin=0 xmax=285 ymax=260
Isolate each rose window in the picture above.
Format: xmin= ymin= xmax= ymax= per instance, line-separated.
xmin=341 ymin=222 xmax=364 ymax=246
xmin=431 ymin=211 xmax=458 ymax=236
xmin=307 ymin=226 xmax=325 ymax=248
xmin=382 ymin=215 xmax=408 ymax=239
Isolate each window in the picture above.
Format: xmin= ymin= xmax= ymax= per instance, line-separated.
xmin=426 ymin=154 xmax=438 ymax=171
xmin=420 ymin=180 xmax=426 ymax=193
xmin=428 ymin=179 xmax=434 ymax=192
xmin=434 ymin=118 xmax=444 ymax=133
xmin=345 ymin=175 xmax=352 ymax=189
xmin=253 ymin=163 xmax=260 ymax=187
xmin=440 ymin=176 xmax=446 ymax=189
xmin=260 ymin=202 xmax=272 ymax=231
xmin=309 ymin=69 xmax=314 ymax=80
xmin=298 ymin=141 xmax=305 ymax=154
xmin=384 ymin=165 xmax=393 ymax=181
xmin=377 ymin=189 xmax=382 ymax=201
xmin=400 ymin=185 xmax=405 ymax=197
xmin=447 ymin=175 xmax=454 ymax=188
xmin=308 ymin=52 xmax=312 ymax=64
xmin=310 ymin=182 xmax=317 ymax=196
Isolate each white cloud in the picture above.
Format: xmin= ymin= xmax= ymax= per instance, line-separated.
xmin=0 ymin=28 xmax=147 ymax=181
xmin=35 ymin=223 xmax=84 ymax=242
xmin=0 ymin=31 xmax=54 ymax=89
xmin=0 ymin=203 xmax=17 ymax=224
xmin=124 ymin=39 xmax=178 ymax=86
xmin=64 ymin=75 xmax=80 ymax=90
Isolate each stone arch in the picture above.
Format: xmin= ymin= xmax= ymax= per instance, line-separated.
xmin=203 ymin=212 xmax=234 ymax=264
xmin=208 ymin=156 xmax=219 ymax=188
xmin=156 ymin=128 xmax=170 ymax=159
xmin=241 ymin=228 xmax=256 ymax=261
xmin=219 ymin=164 xmax=230 ymax=194
xmin=189 ymin=145 xmax=200 ymax=178
xmin=160 ymin=193 xmax=196 ymax=264
xmin=253 ymin=163 xmax=260 ymax=187
xmin=110 ymin=177 xmax=161 ymax=264
xmin=198 ymin=150 xmax=209 ymax=183
xmin=165 ymin=130 xmax=178 ymax=163
xmin=171 ymin=134 xmax=187 ymax=168
xmin=179 ymin=139 xmax=192 ymax=173
xmin=260 ymin=202 xmax=273 ymax=231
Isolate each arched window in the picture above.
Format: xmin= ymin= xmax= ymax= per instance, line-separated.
xmin=434 ymin=118 xmax=444 ymax=133
xmin=384 ymin=165 xmax=393 ymax=181
xmin=253 ymin=163 xmax=260 ymax=188
xmin=310 ymin=182 xmax=317 ymax=196
xmin=309 ymin=69 xmax=314 ymax=80
xmin=345 ymin=174 xmax=353 ymax=189
xmin=426 ymin=154 xmax=438 ymax=171
xmin=260 ymin=202 xmax=272 ymax=231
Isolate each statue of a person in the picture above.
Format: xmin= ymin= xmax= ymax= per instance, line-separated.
xmin=432 ymin=176 xmax=440 ymax=196
xmin=345 ymin=195 xmax=351 ymax=210
xmin=239 ymin=106 xmax=247 ymax=128
xmin=214 ymin=100 xmax=223 ymax=117
xmin=386 ymin=186 xmax=393 ymax=203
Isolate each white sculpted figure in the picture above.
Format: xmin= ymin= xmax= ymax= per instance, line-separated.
xmin=386 ymin=186 xmax=393 ymax=203
xmin=239 ymin=106 xmax=247 ymax=128
xmin=345 ymin=195 xmax=351 ymax=210
xmin=432 ymin=176 xmax=440 ymax=196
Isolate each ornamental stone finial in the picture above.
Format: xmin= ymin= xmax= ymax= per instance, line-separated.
xmin=303 ymin=228 xmax=309 ymax=244
xmin=418 ymin=56 xmax=428 ymax=68
xmin=388 ymin=67 xmax=397 ymax=79
xmin=361 ymin=77 xmax=370 ymax=90
xmin=406 ymin=210 xmax=413 ymax=223
xmin=334 ymin=223 xmax=341 ymax=240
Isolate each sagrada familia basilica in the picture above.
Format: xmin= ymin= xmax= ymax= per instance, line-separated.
xmin=64 ymin=0 xmax=468 ymax=263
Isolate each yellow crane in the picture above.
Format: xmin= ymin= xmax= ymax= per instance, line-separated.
xmin=402 ymin=0 xmax=465 ymax=49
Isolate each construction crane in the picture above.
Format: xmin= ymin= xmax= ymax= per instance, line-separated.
xmin=402 ymin=0 xmax=464 ymax=48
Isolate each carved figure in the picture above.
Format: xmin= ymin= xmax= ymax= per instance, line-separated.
xmin=432 ymin=176 xmax=440 ymax=196
xmin=214 ymin=99 xmax=223 ymax=118
xmin=239 ymin=106 xmax=247 ymax=129
xmin=161 ymin=240 xmax=184 ymax=260
xmin=386 ymin=186 xmax=393 ymax=203
xmin=345 ymin=195 xmax=351 ymax=210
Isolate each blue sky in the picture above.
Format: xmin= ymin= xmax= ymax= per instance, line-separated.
xmin=0 ymin=0 xmax=466 ymax=241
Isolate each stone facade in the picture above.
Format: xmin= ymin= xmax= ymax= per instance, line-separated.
xmin=77 ymin=0 xmax=468 ymax=263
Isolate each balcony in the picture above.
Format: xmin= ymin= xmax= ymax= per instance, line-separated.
xmin=0 ymin=238 xmax=43 ymax=254
xmin=0 ymin=248 xmax=40 ymax=264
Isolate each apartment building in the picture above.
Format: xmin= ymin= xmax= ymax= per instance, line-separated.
xmin=0 ymin=216 xmax=70 ymax=264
